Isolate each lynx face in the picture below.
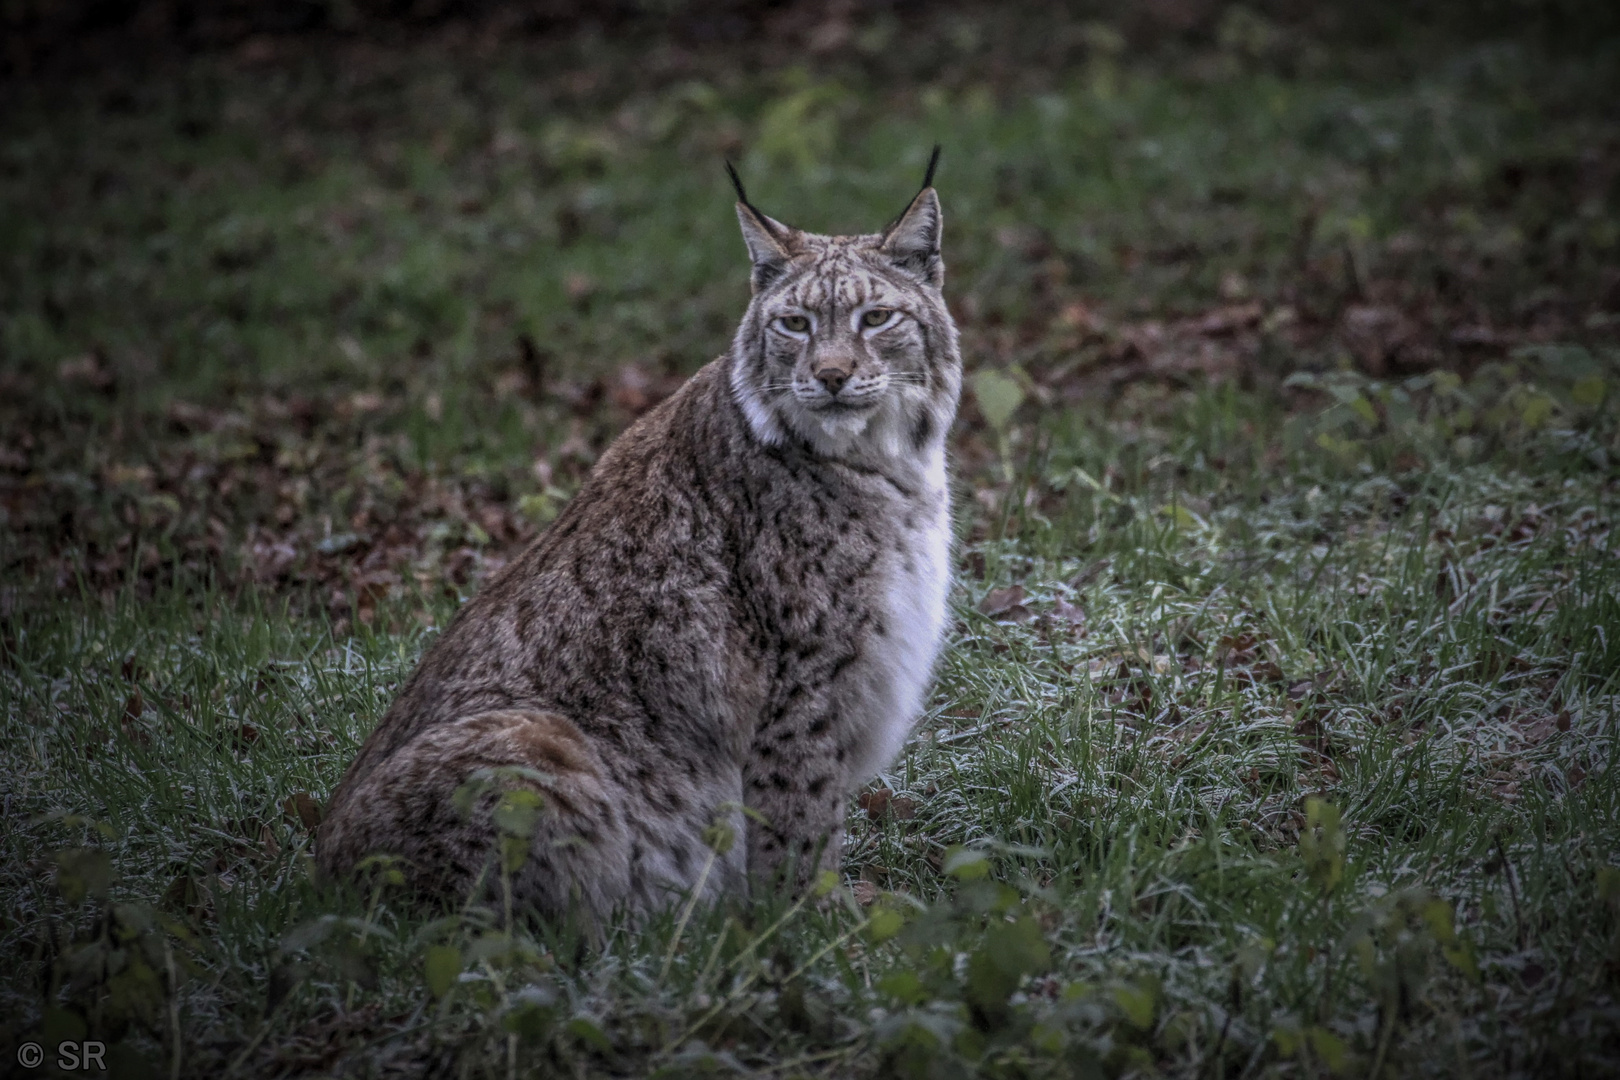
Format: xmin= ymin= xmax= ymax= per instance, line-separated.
xmin=755 ymin=249 xmax=932 ymax=436
xmin=728 ymin=180 xmax=961 ymax=463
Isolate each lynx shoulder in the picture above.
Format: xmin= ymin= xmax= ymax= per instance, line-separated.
xmin=316 ymin=158 xmax=962 ymax=922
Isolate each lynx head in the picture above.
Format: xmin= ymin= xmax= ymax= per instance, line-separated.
xmin=726 ymin=152 xmax=962 ymax=466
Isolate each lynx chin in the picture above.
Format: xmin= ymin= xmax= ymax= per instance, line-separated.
xmin=317 ymin=152 xmax=962 ymax=924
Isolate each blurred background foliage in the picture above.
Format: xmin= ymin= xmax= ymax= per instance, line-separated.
xmin=5 ymin=0 xmax=1620 ymax=73
xmin=3 ymin=0 xmax=1616 ymax=603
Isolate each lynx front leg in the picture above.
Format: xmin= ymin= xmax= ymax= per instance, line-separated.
xmin=742 ymin=719 xmax=852 ymax=892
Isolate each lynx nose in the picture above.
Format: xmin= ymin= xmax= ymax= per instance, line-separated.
xmin=813 ymin=362 xmax=853 ymax=395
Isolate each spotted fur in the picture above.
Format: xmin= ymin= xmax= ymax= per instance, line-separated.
xmin=316 ymin=168 xmax=961 ymax=923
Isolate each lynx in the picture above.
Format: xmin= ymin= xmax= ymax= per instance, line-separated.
xmin=316 ymin=153 xmax=961 ymax=923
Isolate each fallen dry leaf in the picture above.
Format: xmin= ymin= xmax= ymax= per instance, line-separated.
xmin=978 ymin=585 xmax=1023 ymax=615
xmin=1250 ymin=661 xmax=1285 ymax=683
xmin=858 ymin=787 xmax=893 ymax=820
xmin=284 ymin=792 xmax=323 ymax=831
xmin=1052 ymin=596 xmax=1087 ymax=627
xmin=58 ymin=352 xmax=114 ymax=391
xmin=1186 ymin=301 xmax=1263 ymax=336
xmin=979 ymin=584 xmax=1032 ymax=621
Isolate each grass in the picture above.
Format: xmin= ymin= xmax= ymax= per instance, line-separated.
xmin=2 ymin=7 xmax=1619 ymax=1077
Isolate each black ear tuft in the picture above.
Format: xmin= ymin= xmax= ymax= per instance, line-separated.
xmin=724 ymin=160 xmax=749 ymax=205
xmin=728 ymin=161 xmax=796 ymax=293
xmin=880 ymin=152 xmax=944 ymax=285
xmin=725 ymin=160 xmax=785 ymax=243
xmin=883 ymin=147 xmax=942 ymax=233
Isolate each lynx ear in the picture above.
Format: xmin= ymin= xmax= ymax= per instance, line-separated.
xmin=880 ymin=186 xmax=943 ymax=286
xmin=736 ymin=203 xmax=793 ymax=293
xmin=727 ymin=161 xmax=794 ymax=293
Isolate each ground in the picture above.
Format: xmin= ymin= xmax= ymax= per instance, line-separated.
xmin=1 ymin=4 xmax=1618 ymax=1077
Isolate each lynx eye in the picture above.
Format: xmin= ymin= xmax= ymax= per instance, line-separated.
xmin=777 ymin=314 xmax=810 ymax=333
xmin=861 ymin=309 xmax=895 ymax=329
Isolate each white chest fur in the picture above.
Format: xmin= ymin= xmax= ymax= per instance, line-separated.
xmin=846 ymin=447 xmax=952 ymax=780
